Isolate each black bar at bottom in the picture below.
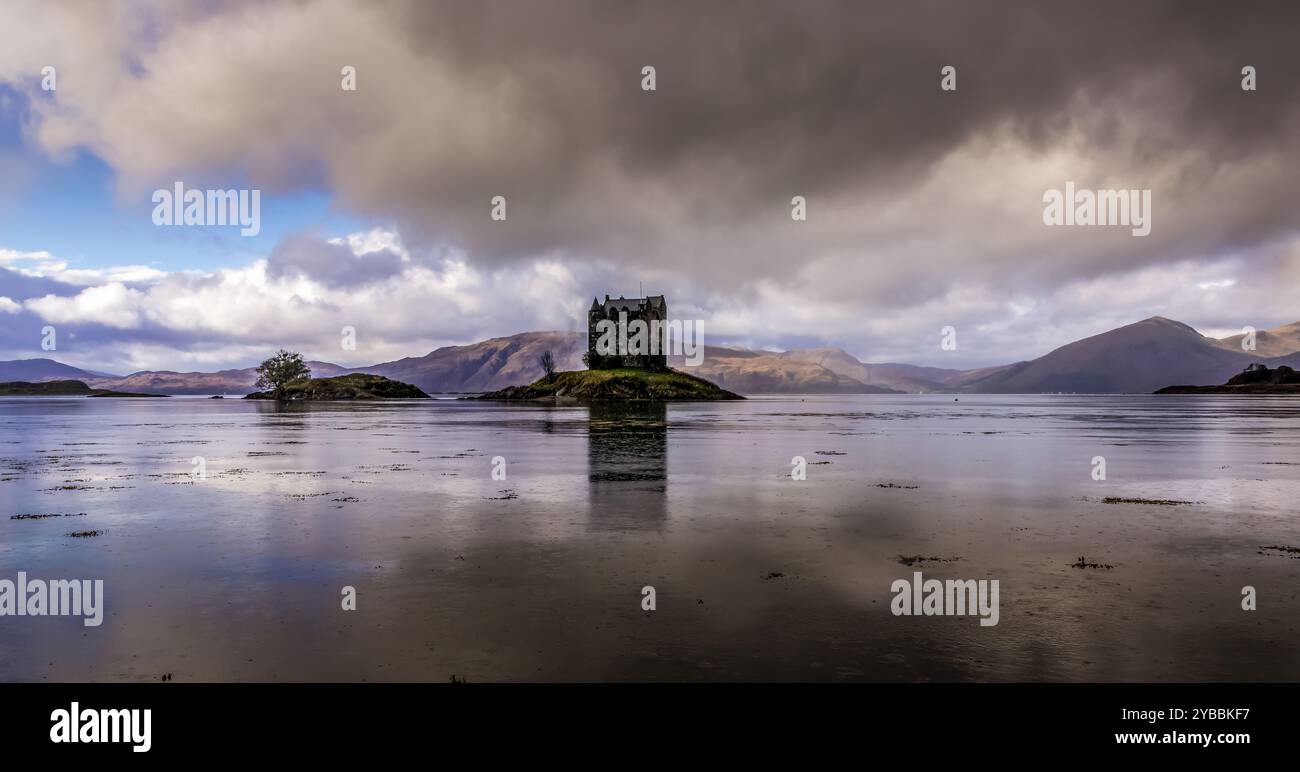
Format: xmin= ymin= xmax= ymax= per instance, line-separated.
xmin=0 ymin=682 xmax=1286 ymax=759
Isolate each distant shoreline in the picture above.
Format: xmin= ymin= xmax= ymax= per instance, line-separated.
xmin=1155 ymin=385 xmax=1300 ymax=395
xmin=0 ymin=380 xmax=168 ymax=398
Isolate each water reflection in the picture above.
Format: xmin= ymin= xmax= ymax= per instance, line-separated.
xmin=587 ymin=402 xmax=667 ymax=528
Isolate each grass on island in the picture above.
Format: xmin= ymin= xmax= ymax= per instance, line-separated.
xmin=478 ymin=368 xmax=744 ymax=401
xmin=244 ymin=373 xmax=430 ymax=400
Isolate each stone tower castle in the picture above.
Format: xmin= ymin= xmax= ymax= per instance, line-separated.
xmin=586 ymin=294 xmax=668 ymax=370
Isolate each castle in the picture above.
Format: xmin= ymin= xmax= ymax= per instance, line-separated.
xmin=587 ymin=294 xmax=668 ymax=370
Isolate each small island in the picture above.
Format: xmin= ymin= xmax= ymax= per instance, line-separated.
xmin=241 ymin=349 xmax=428 ymax=400
xmin=477 ymin=368 xmax=743 ymax=401
xmin=1156 ymin=363 xmax=1300 ymax=394
xmin=244 ymin=373 xmax=430 ymax=400
xmin=479 ymin=294 xmax=744 ymax=402
xmin=0 ymin=379 xmax=168 ymax=398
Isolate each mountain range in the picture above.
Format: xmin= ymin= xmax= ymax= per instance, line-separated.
xmin=2 ymin=317 xmax=1297 ymax=396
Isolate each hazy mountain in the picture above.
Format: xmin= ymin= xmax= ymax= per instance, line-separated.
xmin=1216 ymin=321 xmax=1300 ymax=358
xmin=776 ymin=348 xmax=956 ymax=392
xmin=956 ymin=317 xmax=1260 ymax=393
xmin=0 ymin=358 xmax=118 ymax=383
xmin=15 ymin=316 xmax=1300 ymax=396
xmin=357 ymin=332 xmax=587 ymax=393
xmin=678 ymin=346 xmax=901 ymax=394
xmin=1269 ymin=351 xmax=1300 ymax=368
xmin=357 ymin=335 xmax=901 ymax=394
xmin=88 ymin=361 xmax=348 ymax=395
xmin=943 ymin=361 xmax=1028 ymax=390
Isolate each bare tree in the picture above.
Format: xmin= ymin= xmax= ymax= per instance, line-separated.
xmin=539 ymin=350 xmax=556 ymax=381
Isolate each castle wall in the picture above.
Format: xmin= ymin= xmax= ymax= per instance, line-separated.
xmin=587 ymin=297 xmax=669 ymax=370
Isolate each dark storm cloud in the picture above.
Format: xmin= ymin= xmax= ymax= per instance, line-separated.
xmin=265 ymin=232 xmax=405 ymax=288
xmin=365 ymin=0 xmax=1300 ymax=264
xmin=13 ymin=0 xmax=1299 ymax=284
xmin=5 ymin=0 xmax=1300 ymax=369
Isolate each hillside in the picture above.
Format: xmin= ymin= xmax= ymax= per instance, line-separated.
xmin=954 ymin=317 xmax=1260 ymax=393
xmin=358 ymin=331 xmax=586 ymax=393
xmin=17 ymin=317 xmax=1300 ymax=396
xmin=87 ymin=361 xmax=349 ymax=395
xmin=944 ymin=361 xmax=1029 ymax=390
xmin=677 ymin=346 xmax=903 ymax=394
xmin=1215 ymin=321 xmax=1300 ymax=358
xmin=0 ymin=358 xmax=118 ymax=383
xmin=776 ymin=348 xmax=955 ymax=392
xmin=477 ymin=368 xmax=743 ymax=401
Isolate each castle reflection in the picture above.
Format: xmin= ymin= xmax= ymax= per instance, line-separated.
xmin=586 ymin=402 xmax=668 ymax=528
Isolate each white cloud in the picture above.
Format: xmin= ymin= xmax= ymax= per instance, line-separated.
xmin=25 ymin=283 xmax=147 ymax=329
xmin=6 ymin=230 xmax=587 ymax=369
xmin=7 ymin=226 xmax=1300 ymax=372
xmin=0 ymin=248 xmax=58 ymax=268
xmin=1 ymin=247 xmax=165 ymax=286
xmin=331 ymin=229 xmax=412 ymax=261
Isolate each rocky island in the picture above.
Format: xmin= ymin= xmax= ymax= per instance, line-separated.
xmin=0 ymin=380 xmax=168 ymax=397
xmin=1155 ymin=363 xmax=1300 ymax=394
xmin=476 ymin=368 xmax=743 ymax=401
xmin=476 ymin=293 xmax=744 ymax=402
xmin=244 ymin=373 xmax=430 ymax=400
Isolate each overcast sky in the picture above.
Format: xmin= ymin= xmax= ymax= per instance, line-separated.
xmin=1 ymin=0 xmax=1298 ymax=373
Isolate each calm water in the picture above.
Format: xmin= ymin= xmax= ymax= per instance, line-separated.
xmin=1 ymin=394 xmax=1298 ymax=682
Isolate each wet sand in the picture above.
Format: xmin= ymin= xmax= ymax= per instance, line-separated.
xmin=1 ymin=394 xmax=1298 ymax=681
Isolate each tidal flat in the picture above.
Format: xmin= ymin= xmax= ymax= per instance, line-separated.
xmin=1 ymin=394 xmax=1298 ymax=682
